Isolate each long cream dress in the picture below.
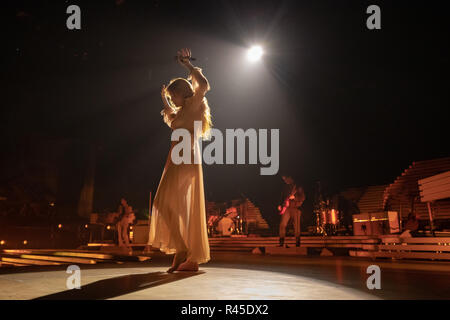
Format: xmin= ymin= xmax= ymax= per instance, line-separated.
xmin=148 ymin=69 xmax=211 ymax=264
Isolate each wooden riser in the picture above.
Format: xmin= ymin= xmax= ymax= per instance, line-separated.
xmin=210 ymin=236 xmax=378 ymax=240
xmin=210 ymin=244 xmax=377 ymax=250
xmin=265 ymin=247 xmax=308 ymax=255
xmin=4 ymin=249 xmax=115 ymax=260
xmin=211 ymin=248 xmax=253 ymax=252
xmin=380 ymin=237 xmax=450 ymax=244
xmin=1 ymin=254 xmax=96 ymax=265
xmin=0 ymin=249 xmax=151 ymax=268
xmin=350 ymin=250 xmax=450 ymax=260
xmin=0 ymin=261 xmax=31 ymax=267
xmin=379 ymin=245 xmax=450 ymax=252
xmin=209 ymin=241 xmax=379 ymax=245
xmin=1 ymin=256 xmax=63 ymax=266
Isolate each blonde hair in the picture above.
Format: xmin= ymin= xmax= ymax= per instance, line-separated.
xmin=162 ymin=77 xmax=212 ymax=139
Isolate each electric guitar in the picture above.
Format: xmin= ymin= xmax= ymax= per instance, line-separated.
xmin=278 ymin=185 xmax=297 ymax=215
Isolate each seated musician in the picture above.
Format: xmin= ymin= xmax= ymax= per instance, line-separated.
xmin=401 ymin=212 xmax=420 ymax=237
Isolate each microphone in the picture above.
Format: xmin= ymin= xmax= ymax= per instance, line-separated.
xmin=174 ymin=56 xmax=197 ymax=61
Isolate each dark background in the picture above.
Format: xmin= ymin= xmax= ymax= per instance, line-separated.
xmin=2 ymin=0 xmax=449 ymax=228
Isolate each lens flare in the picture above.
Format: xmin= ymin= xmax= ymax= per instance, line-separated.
xmin=247 ymin=45 xmax=264 ymax=62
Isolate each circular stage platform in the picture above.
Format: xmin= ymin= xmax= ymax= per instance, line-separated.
xmin=1 ymin=252 xmax=450 ymax=299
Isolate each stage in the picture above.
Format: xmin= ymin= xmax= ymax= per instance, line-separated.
xmin=1 ymin=251 xmax=450 ymax=300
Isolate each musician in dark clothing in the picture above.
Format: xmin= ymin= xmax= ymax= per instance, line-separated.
xmin=117 ymin=198 xmax=131 ymax=218
xmin=278 ymin=176 xmax=305 ymax=247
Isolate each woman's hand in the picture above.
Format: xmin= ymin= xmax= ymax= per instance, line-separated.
xmin=176 ymin=48 xmax=193 ymax=70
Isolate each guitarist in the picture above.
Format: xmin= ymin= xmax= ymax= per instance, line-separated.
xmin=277 ymin=176 xmax=305 ymax=248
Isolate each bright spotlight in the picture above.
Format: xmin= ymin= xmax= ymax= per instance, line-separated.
xmin=247 ymin=45 xmax=264 ymax=62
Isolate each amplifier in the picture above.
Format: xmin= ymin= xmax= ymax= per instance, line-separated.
xmin=353 ymin=211 xmax=399 ymax=235
xmin=132 ymin=221 xmax=149 ymax=244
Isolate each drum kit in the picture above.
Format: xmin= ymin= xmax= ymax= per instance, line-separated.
xmin=314 ymin=199 xmax=341 ymax=236
xmin=207 ymin=207 xmax=245 ymax=237
xmin=314 ymin=182 xmax=342 ymax=236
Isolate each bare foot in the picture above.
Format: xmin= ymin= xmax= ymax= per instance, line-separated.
xmin=167 ymin=250 xmax=188 ymax=273
xmin=177 ymin=260 xmax=199 ymax=272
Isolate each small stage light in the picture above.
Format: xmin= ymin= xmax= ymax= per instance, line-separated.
xmin=85 ymin=224 xmax=89 ymax=228
xmin=23 ymin=240 xmax=28 ymax=245
xmin=106 ymin=225 xmax=111 ymax=230
xmin=58 ymin=224 xmax=62 ymax=229
xmin=247 ymin=45 xmax=264 ymax=62
xmin=0 ymin=240 xmax=5 ymax=245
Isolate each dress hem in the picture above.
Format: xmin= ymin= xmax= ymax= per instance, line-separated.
xmin=148 ymin=242 xmax=210 ymax=264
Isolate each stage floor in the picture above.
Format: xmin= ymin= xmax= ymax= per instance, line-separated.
xmin=1 ymin=252 xmax=450 ymax=299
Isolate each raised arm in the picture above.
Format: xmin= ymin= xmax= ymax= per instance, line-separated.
xmin=177 ymin=48 xmax=210 ymax=101
xmin=187 ymin=64 xmax=210 ymax=98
